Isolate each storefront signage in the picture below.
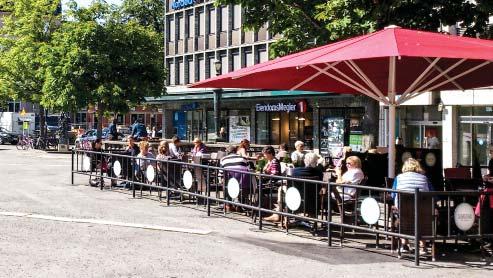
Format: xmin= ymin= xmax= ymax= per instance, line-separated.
xmin=256 ymin=103 xmax=297 ymax=112
xmin=171 ymin=0 xmax=194 ymax=10
xmin=181 ymin=102 xmax=199 ymax=111
xmin=255 ymin=100 xmax=307 ymax=113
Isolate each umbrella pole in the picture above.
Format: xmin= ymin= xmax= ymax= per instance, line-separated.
xmin=388 ymin=104 xmax=396 ymax=178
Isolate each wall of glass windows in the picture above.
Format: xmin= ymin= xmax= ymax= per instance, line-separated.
xmin=458 ymin=106 xmax=493 ymax=169
xmin=256 ymin=110 xmax=313 ymax=148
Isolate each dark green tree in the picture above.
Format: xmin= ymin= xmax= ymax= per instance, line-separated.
xmin=120 ymin=0 xmax=165 ymax=34
xmin=0 ymin=0 xmax=62 ymax=139
xmin=217 ymin=0 xmax=493 ymax=57
xmin=42 ymin=0 xmax=165 ymax=138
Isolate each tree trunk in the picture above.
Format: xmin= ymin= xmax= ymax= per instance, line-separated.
xmin=39 ymin=105 xmax=46 ymax=140
xmin=97 ymin=102 xmax=103 ymax=139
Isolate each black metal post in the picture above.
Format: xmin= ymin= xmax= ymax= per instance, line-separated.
xmin=258 ymin=178 xmax=263 ymax=230
xmin=414 ymin=188 xmax=420 ymax=266
xmin=213 ymin=89 xmax=222 ymax=138
xmin=207 ymin=167 xmax=211 ymax=216
xmin=71 ymin=149 xmax=74 ymax=185
xmin=327 ymin=182 xmax=332 ymax=246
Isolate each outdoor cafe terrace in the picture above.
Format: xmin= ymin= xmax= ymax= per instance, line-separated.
xmin=72 ymin=146 xmax=493 ymax=267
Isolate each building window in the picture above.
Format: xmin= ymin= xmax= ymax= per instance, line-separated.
xmin=208 ymin=56 xmax=216 ymax=78
xmin=168 ymin=61 xmax=175 ymax=85
xmin=220 ymin=6 xmax=228 ymax=32
xmin=187 ymin=58 xmax=194 ymax=84
xmin=178 ymin=15 xmax=184 ymax=40
xmin=198 ymin=10 xmax=205 ymax=36
xmin=232 ymin=5 xmax=241 ymax=30
xmin=178 ymin=59 xmax=185 ymax=85
xmin=232 ymin=51 xmax=240 ymax=71
xmin=8 ymin=102 xmax=20 ymax=112
xmin=245 ymin=51 xmax=253 ymax=67
xmin=257 ymin=47 xmax=268 ymax=63
xmin=208 ymin=7 xmax=216 ymax=35
xmin=198 ymin=57 xmax=205 ymax=81
xmin=168 ymin=18 xmax=175 ymax=42
xmin=220 ymin=54 xmax=228 ymax=75
xmin=186 ymin=12 xmax=194 ymax=38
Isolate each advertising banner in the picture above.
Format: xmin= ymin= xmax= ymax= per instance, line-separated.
xmin=229 ymin=116 xmax=250 ymax=143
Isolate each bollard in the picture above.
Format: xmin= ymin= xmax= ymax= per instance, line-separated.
xmin=71 ymin=149 xmax=74 ymax=185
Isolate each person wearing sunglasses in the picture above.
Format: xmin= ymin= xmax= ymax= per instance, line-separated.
xmin=335 ymin=156 xmax=364 ymax=200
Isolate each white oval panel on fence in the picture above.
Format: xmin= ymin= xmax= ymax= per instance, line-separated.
xmin=361 ymin=197 xmax=380 ymax=225
xmin=113 ymin=160 xmax=122 ymax=177
xmin=82 ymin=156 xmax=91 ymax=171
xmin=285 ymin=187 xmax=301 ymax=211
xmin=146 ymin=165 xmax=155 ymax=182
xmin=227 ymin=178 xmax=240 ymax=199
xmin=454 ymin=203 xmax=475 ymax=231
xmin=183 ymin=170 xmax=193 ymax=189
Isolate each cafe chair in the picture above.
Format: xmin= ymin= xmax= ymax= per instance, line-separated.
xmin=286 ymin=176 xmax=322 ymax=233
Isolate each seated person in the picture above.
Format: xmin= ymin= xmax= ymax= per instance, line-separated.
xmin=335 ymin=155 xmax=364 ymax=200
xmin=291 ymin=140 xmax=306 ymax=167
xmin=237 ymin=139 xmax=250 ymax=158
xmin=156 ymin=141 xmax=171 ymax=161
xmin=276 ymin=143 xmax=289 ymax=161
xmin=169 ymin=136 xmax=183 ymax=159
xmin=135 ymin=141 xmax=155 ymax=179
xmin=335 ymin=146 xmax=352 ymax=177
xmin=392 ymin=158 xmax=431 ymax=255
xmin=220 ymin=145 xmax=251 ymax=210
xmin=292 ymin=152 xmax=323 ymax=180
xmin=262 ymin=146 xmax=281 ymax=176
xmin=191 ymin=137 xmax=206 ymax=158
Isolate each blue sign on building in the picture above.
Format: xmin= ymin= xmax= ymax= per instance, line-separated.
xmin=171 ymin=0 xmax=195 ymax=10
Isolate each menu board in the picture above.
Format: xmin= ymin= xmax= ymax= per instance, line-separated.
xmin=229 ymin=116 xmax=250 ymax=143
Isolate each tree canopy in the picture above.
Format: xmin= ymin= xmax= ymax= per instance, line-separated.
xmin=42 ymin=0 xmax=164 ymax=115
xmin=217 ymin=0 xmax=493 ymax=57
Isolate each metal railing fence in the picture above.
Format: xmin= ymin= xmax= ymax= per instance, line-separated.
xmin=71 ymin=149 xmax=493 ymax=266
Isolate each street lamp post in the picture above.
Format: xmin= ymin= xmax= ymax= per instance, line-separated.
xmin=213 ymin=59 xmax=223 ymax=140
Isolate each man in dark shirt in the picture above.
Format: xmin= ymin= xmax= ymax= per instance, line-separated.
xmin=108 ymin=119 xmax=118 ymax=140
xmin=131 ymin=119 xmax=148 ymax=140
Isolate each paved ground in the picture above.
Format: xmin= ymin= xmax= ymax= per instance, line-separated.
xmin=0 ymin=144 xmax=491 ymax=277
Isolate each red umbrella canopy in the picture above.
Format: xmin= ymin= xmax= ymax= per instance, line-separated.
xmin=191 ymin=26 xmax=493 ymax=105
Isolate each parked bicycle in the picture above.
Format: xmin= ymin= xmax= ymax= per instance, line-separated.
xmin=16 ymin=135 xmax=34 ymax=150
xmin=34 ymin=135 xmax=59 ymax=150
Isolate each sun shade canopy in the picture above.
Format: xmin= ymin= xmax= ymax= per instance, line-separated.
xmin=191 ymin=26 xmax=493 ymax=105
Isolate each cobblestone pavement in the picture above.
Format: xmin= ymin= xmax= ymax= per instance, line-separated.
xmin=0 ymin=145 xmax=491 ymax=277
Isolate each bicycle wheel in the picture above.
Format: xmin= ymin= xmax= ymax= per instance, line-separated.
xmin=16 ymin=141 xmax=24 ymax=150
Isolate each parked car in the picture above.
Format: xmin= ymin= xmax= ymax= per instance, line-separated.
xmin=0 ymin=127 xmax=19 ymax=145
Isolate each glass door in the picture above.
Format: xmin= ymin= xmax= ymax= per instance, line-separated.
xmin=405 ymin=123 xmax=442 ymax=149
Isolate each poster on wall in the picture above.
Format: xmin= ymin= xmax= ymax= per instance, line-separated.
xmin=229 ymin=116 xmax=250 ymax=143
xmin=349 ymin=117 xmax=363 ymax=152
xmin=320 ymin=117 xmax=344 ymax=157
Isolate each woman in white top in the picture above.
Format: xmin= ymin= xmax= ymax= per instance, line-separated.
xmin=336 ymin=156 xmax=364 ymax=200
xmin=291 ymin=140 xmax=306 ymax=167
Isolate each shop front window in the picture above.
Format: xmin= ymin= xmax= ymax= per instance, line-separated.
xmin=256 ymin=111 xmax=313 ymax=148
xmin=458 ymin=106 xmax=493 ymax=170
xmin=206 ymin=110 xmax=228 ymax=141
